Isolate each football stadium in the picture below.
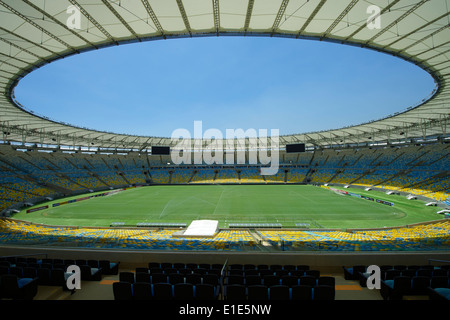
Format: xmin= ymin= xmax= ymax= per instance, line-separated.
xmin=0 ymin=0 xmax=449 ymax=307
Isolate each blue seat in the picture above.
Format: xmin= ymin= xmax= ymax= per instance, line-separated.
xmin=305 ymin=269 xmax=320 ymax=278
xmin=50 ymin=268 xmax=72 ymax=289
xmin=23 ymin=267 xmax=37 ymax=279
xmin=151 ymin=273 xmax=168 ymax=284
xmin=381 ymin=276 xmax=411 ymax=300
xmin=132 ymin=282 xmax=152 ymax=300
xmin=37 ymin=268 xmax=52 ymax=286
xmin=113 ymin=281 xmax=133 ymax=300
xmin=245 ymin=275 xmax=262 ymax=286
xmin=135 ymin=272 xmax=151 ymax=283
xmin=153 ymin=283 xmax=173 ymax=300
xmin=168 ymin=273 xmax=184 ymax=285
xmin=291 ymin=285 xmax=312 ymax=300
xmin=430 ymin=276 xmax=449 ymax=289
xmin=318 ymin=276 xmax=335 ymax=287
xmin=429 ymin=288 xmax=450 ymax=300
xmin=119 ymin=272 xmax=135 ymax=283
xmin=99 ymin=260 xmax=119 ymax=275
xmin=263 ymin=275 xmax=280 ymax=287
xmin=281 ymin=275 xmax=299 ymax=287
xmin=80 ymin=265 xmax=102 ymax=281
xmin=174 ymin=283 xmax=194 ymax=300
xmin=313 ymin=285 xmax=335 ymax=300
xmin=195 ymin=284 xmax=218 ymax=300
xmin=411 ymin=276 xmax=430 ymax=295
xmin=0 ymin=266 xmax=9 ymax=275
xmin=185 ymin=273 xmax=202 ymax=285
xmin=247 ymin=285 xmax=268 ymax=300
xmin=0 ymin=274 xmax=38 ymax=300
xmin=203 ymin=274 xmax=219 ymax=286
xmin=343 ymin=265 xmax=366 ymax=280
xmin=269 ymin=285 xmax=290 ymax=300
xmin=225 ymin=284 xmax=246 ymax=300
xmin=226 ymin=275 xmax=244 ymax=285
xmin=299 ymin=275 xmax=316 ymax=287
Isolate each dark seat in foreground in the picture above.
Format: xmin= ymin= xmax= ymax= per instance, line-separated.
xmin=0 ymin=274 xmax=38 ymax=300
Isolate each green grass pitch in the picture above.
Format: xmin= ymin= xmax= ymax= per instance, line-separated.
xmin=15 ymin=184 xmax=441 ymax=229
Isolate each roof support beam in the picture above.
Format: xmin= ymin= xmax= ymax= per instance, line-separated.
xmin=417 ymin=41 xmax=450 ymax=62
xmin=439 ymin=115 xmax=448 ymax=136
xmin=321 ymin=0 xmax=359 ymax=39
xmin=365 ymin=0 xmax=428 ymax=44
xmin=0 ymin=68 xmax=17 ymax=77
xmin=244 ymin=0 xmax=255 ymax=32
xmin=345 ymin=0 xmax=401 ymax=41
xmin=0 ymin=37 xmax=47 ymax=62
xmin=432 ymin=59 xmax=450 ymax=69
xmin=141 ymin=0 xmax=166 ymax=38
xmin=0 ymin=0 xmax=77 ymax=53
xmin=272 ymin=0 xmax=289 ymax=33
xmin=384 ymin=11 xmax=450 ymax=49
xmin=21 ymin=0 xmax=95 ymax=48
xmin=69 ymin=0 xmax=118 ymax=45
xmin=0 ymin=51 xmax=30 ymax=66
xmin=0 ymin=26 xmax=58 ymax=56
xmin=212 ymin=0 xmax=220 ymax=35
xmin=101 ymin=0 xmax=140 ymax=41
xmin=0 ymin=56 xmax=23 ymax=71
xmin=399 ymin=24 xmax=450 ymax=54
xmin=176 ymin=0 xmax=192 ymax=36
xmin=424 ymin=48 xmax=450 ymax=63
xmin=297 ymin=0 xmax=326 ymax=36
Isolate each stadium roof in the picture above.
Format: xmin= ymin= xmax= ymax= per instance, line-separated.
xmin=0 ymin=0 xmax=449 ymax=151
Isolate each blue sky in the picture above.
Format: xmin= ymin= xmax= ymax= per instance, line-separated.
xmin=15 ymin=36 xmax=436 ymax=138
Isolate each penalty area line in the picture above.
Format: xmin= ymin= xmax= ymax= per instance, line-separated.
xmin=158 ymin=199 xmax=174 ymax=219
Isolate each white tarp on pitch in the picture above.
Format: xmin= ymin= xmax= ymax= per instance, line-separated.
xmin=183 ymin=220 xmax=219 ymax=237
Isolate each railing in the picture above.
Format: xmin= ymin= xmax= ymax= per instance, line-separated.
xmin=428 ymin=259 xmax=450 ymax=265
xmin=219 ymin=258 xmax=229 ymax=299
xmin=0 ymin=252 xmax=48 ymax=260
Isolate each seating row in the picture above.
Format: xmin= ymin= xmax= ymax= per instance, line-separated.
xmin=226 ymin=268 xmax=317 ymax=277
xmin=0 ymin=264 xmax=101 ymax=286
xmin=143 ymin=262 xmax=311 ymax=273
xmin=343 ymin=264 xmax=449 ymax=278
xmin=148 ymin=262 xmax=224 ymax=271
xmin=342 ymin=264 xmax=449 ymax=285
xmin=381 ymin=275 xmax=450 ymax=300
xmin=0 ymin=257 xmax=119 ymax=275
xmin=224 ymin=274 xmax=332 ymax=287
xmin=119 ymin=271 xmax=221 ymax=287
xmin=113 ymin=282 xmax=220 ymax=300
xmin=343 ymin=264 xmax=450 ymax=300
xmin=223 ymin=284 xmax=334 ymax=300
xmin=113 ymin=281 xmax=335 ymax=301
xmin=141 ymin=267 xmax=222 ymax=277
xmin=145 ymin=262 xmax=310 ymax=271
xmin=227 ymin=263 xmax=310 ymax=272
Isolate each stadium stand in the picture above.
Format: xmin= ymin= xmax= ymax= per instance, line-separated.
xmin=0 ymin=0 xmax=448 ymax=305
xmin=221 ymin=263 xmax=334 ymax=300
xmin=0 ymin=218 xmax=448 ymax=252
xmin=0 ymin=143 xmax=447 ymax=196
xmin=0 ymin=253 xmax=120 ymax=300
xmin=0 ymin=142 xmax=449 ymax=253
xmin=257 ymin=220 xmax=450 ymax=251
xmin=0 ymin=219 xmax=258 ymax=251
xmin=110 ymin=262 xmax=335 ymax=301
